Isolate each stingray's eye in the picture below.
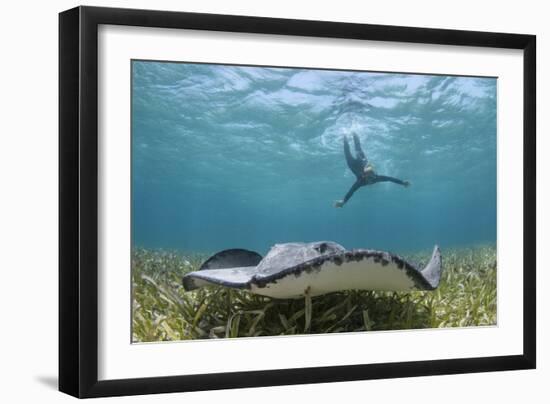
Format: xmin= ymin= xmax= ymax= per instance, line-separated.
xmin=316 ymin=243 xmax=328 ymax=253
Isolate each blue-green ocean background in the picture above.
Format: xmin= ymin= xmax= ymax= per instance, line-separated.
xmin=132 ymin=61 xmax=496 ymax=255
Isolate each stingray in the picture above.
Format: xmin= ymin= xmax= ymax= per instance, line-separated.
xmin=182 ymin=241 xmax=442 ymax=299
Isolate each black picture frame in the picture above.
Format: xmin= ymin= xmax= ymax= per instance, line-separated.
xmin=59 ymin=5 xmax=536 ymax=398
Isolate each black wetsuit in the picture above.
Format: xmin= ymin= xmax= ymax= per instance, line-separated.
xmin=340 ymin=134 xmax=408 ymax=205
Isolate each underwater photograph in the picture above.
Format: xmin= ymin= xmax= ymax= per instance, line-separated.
xmin=131 ymin=60 xmax=497 ymax=342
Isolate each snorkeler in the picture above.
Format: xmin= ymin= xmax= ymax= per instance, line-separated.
xmin=334 ymin=133 xmax=410 ymax=208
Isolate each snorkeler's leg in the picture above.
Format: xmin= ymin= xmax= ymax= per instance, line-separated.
xmin=344 ymin=135 xmax=356 ymax=170
xmin=344 ymin=136 xmax=364 ymax=177
xmin=352 ymin=133 xmax=367 ymax=162
xmin=344 ymin=135 xmax=352 ymax=160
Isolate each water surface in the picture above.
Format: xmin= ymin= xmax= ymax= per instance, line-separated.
xmin=132 ymin=61 xmax=496 ymax=255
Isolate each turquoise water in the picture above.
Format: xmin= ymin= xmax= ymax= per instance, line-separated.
xmin=132 ymin=61 xmax=496 ymax=255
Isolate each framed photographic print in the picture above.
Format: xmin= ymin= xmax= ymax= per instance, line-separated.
xmin=59 ymin=6 xmax=536 ymax=398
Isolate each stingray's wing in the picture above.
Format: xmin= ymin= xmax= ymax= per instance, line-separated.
xmin=420 ymin=245 xmax=442 ymax=289
xmin=183 ymin=266 xmax=259 ymax=290
xmin=183 ymin=248 xmax=262 ymax=291
xmin=199 ymin=248 xmax=262 ymax=270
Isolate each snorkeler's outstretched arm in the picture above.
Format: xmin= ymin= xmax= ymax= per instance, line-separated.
xmin=334 ymin=180 xmax=363 ymax=207
xmin=374 ymin=175 xmax=410 ymax=187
